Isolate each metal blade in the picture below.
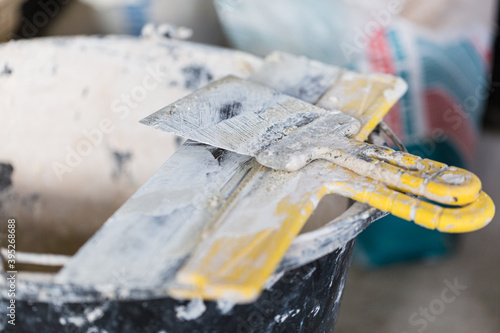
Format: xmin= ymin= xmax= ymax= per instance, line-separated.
xmin=140 ymin=76 xmax=359 ymax=157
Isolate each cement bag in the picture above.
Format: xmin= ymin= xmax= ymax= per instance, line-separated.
xmin=215 ymin=0 xmax=496 ymax=165
xmin=347 ymin=0 xmax=496 ymax=166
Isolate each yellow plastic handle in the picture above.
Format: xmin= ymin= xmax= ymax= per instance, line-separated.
xmin=258 ymin=139 xmax=482 ymax=206
xmin=165 ymin=65 xmax=492 ymax=305
xmin=344 ymin=182 xmax=494 ymax=233
xmin=168 ymin=177 xmax=495 ymax=304
xmin=356 ymin=142 xmax=482 ymax=206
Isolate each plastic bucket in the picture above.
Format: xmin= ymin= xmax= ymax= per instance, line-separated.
xmin=0 ymin=35 xmax=387 ymax=332
xmin=6 ymin=204 xmax=385 ymax=332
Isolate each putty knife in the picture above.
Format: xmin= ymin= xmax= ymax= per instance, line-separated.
xmin=154 ymin=67 xmax=493 ymax=303
xmin=58 ymin=53 xmax=494 ymax=306
xmin=142 ymin=76 xmax=481 ymax=206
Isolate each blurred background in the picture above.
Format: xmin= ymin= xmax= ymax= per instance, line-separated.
xmin=1 ymin=0 xmax=499 ymax=332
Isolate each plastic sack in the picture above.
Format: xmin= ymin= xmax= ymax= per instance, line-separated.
xmin=214 ymin=0 xmax=497 ymax=265
xmin=214 ymin=0 xmax=496 ymax=165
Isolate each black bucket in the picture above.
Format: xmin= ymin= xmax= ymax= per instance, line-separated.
xmin=1 ymin=203 xmax=385 ymax=333
xmin=0 ymin=35 xmax=391 ymax=333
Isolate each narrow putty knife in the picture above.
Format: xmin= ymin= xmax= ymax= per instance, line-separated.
xmin=142 ymin=76 xmax=481 ymax=206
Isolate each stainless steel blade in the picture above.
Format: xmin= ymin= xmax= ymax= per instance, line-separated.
xmin=140 ymin=75 xmax=360 ymax=157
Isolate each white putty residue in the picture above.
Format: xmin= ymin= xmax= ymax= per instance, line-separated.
xmin=440 ymin=172 xmax=465 ymax=184
xmin=409 ymin=204 xmax=418 ymax=221
xmin=175 ymin=299 xmax=206 ymax=321
xmin=312 ymin=305 xmax=321 ymax=317
xmin=274 ymin=309 xmax=301 ymax=323
xmin=66 ymin=315 xmax=86 ymax=327
xmin=86 ymin=327 xmax=109 ymax=333
xmin=216 ymin=299 xmax=236 ymax=315
xmin=85 ymin=305 xmax=106 ymax=323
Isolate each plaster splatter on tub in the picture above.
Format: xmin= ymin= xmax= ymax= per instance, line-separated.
xmin=175 ymin=299 xmax=207 ymax=321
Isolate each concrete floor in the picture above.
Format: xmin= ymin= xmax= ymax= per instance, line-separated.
xmin=336 ymin=130 xmax=500 ymax=333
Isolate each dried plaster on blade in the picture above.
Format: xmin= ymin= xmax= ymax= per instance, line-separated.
xmin=0 ymin=35 xmax=263 ymax=255
xmin=317 ymin=71 xmax=408 ymax=126
xmin=203 ymin=158 xmax=357 ymax=239
xmin=142 ymin=76 xmax=360 ymax=163
xmin=170 ymin=161 xmax=361 ymax=301
xmin=250 ymin=52 xmax=343 ymax=104
xmin=175 ymin=160 xmax=361 ymax=292
xmin=56 ymin=143 xmax=253 ymax=289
